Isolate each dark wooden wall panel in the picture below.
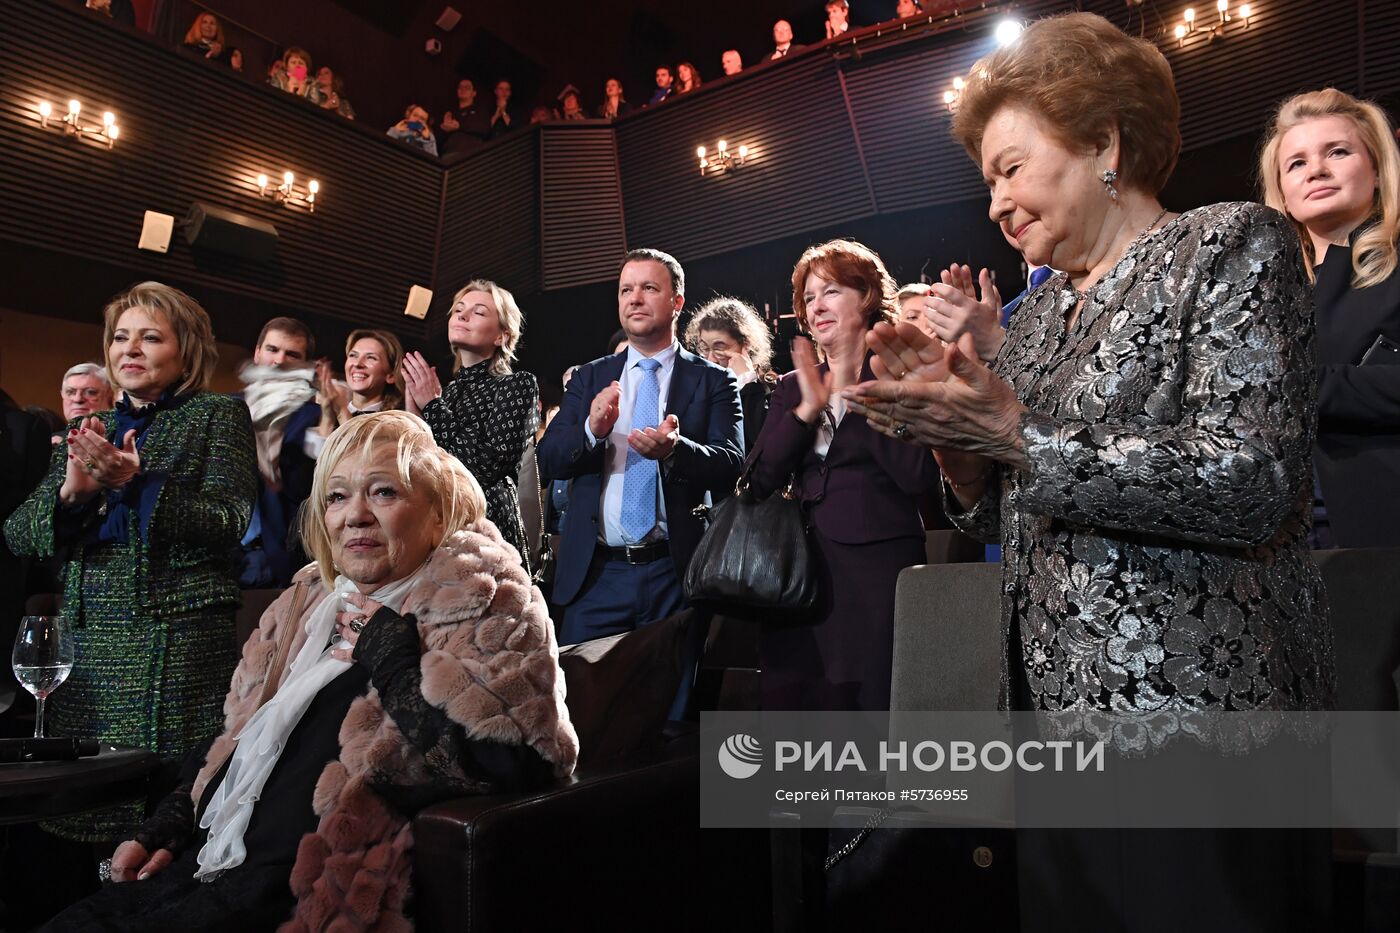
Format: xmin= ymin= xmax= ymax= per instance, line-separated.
xmin=616 ymin=54 xmax=876 ymax=265
xmin=1362 ymin=0 xmax=1400 ymax=98
xmin=437 ymin=130 xmax=540 ymax=296
xmin=837 ymin=1 xmax=1071 ymax=214
xmin=539 ymin=125 xmax=627 ymax=290
xmin=0 ymin=1 xmax=439 ymax=334
xmin=1084 ymin=0 xmax=1362 ymax=150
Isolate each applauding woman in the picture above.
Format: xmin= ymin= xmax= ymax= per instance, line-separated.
xmin=746 ymin=240 xmax=939 ymax=711
xmin=403 ymin=279 xmax=539 ymax=572
xmin=44 ymin=412 xmax=575 ymax=931
xmin=6 ymin=282 xmax=257 ymax=843
xmin=1260 ymin=88 xmax=1400 ymax=547
xmin=310 ymin=328 xmax=404 ymax=455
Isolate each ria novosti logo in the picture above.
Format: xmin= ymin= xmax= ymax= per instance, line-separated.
xmin=718 ymin=733 xmax=763 ymax=779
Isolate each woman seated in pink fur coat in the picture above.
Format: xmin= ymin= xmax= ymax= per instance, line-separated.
xmin=45 ymin=411 xmax=579 ymax=932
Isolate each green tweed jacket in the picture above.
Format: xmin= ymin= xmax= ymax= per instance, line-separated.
xmin=5 ymin=391 xmax=257 ymax=622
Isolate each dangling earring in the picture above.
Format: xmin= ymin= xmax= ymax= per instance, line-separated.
xmin=1101 ymin=168 xmax=1119 ymax=201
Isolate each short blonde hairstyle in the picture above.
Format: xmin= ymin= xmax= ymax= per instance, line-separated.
xmin=683 ymin=297 xmax=774 ymax=373
xmin=301 ymin=411 xmax=486 ymax=587
xmin=896 ymin=282 xmax=931 ymax=303
xmin=791 ymin=239 xmax=898 ymax=356
xmin=102 ymin=281 xmax=218 ymax=397
xmin=449 ymin=279 xmax=524 ymax=376
xmin=1258 ymin=87 xmax=1400 ymax=288
xmin=344 ymin=328 xmax=405 ymax=411
xmin=952 ymin=12 xmax=1180 ymax=196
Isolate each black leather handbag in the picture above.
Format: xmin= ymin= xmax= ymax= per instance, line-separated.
xmin=683 ymin=464 xmax=818 ymax=620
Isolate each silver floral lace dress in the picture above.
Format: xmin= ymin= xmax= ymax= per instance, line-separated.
xmin=949 ymin=202 xmax=1336 ymax=748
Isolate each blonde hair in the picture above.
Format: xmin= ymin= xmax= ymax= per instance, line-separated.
xmin=896 ymin=283 xmax=931 ymax=303
xmin=1258 ymin=87 xmax=1400 ymax=288
xmin=183 ymin=12 xmax=225 ymax=47
xmin=683 ymin=297 xmax=774 ymax=373
xmin=301 ymin=411 xmax=486 ymax=587
xmin=952 ymin=12 xmax=1180 ymax=196
xmin=102 ymin=281 xmax=218 ymax=397
xmin=449 ymin=279 xmax=524 ymax=376
xmin=344 ymin=328 xmax=405 ymax=410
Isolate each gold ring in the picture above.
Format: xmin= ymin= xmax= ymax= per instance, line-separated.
xmin=85 ymin=460 xmax=97 ymax=472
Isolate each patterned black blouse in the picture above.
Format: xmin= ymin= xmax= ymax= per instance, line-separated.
xmin=422 ymin=361 xmax=539 ymax=572
xmin=948 ymin=202 xmax=1336 ymax=751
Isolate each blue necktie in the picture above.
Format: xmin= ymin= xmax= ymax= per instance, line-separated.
xmin=620 ymin=358 xmax=662 ymax=543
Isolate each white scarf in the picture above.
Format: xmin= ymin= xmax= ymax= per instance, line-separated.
xmin=194 ymin=567 xmax=425 ymax=881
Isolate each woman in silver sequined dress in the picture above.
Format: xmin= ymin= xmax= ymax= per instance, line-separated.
xmin=844 ymin=13 xmax=1335 ymax=930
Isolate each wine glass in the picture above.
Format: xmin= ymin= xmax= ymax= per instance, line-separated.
xmin=12 ymin=616 xmax=75 ymax=739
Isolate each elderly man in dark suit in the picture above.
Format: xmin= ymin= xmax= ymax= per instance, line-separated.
xmin=538 ymin=249 xmax=743 ymax=670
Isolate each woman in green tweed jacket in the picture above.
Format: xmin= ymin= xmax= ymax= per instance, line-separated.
xmin=5 ymin=282 xmax=257 ymax=842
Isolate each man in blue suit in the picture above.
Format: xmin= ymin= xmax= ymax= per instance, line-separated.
xmin=538 ymin=248 xmax=743 ymax=663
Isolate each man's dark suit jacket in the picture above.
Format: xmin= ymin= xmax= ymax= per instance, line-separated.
xmin=537 ymin=347 xmax=744 ymax=606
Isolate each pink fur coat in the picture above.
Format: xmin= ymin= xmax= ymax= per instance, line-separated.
xmin=191 ymin=522 xmax=578 ymax=931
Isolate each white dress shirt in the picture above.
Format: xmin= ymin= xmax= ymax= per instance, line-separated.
xmin=584 ymin=341 xmax=679 ymax=546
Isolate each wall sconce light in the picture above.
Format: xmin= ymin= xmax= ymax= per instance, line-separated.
xmin=1172 ymin=2 xmax=1252 ymax=47
xmin=255 ymin=171 xmax=320 ymax=212
xmin=35 ymin=98 xmax=119 ymax=148
xmin=697 ymin=140 xmax=747 ymax=176
xmin=943 ymin=76 xmax=965 ymax=113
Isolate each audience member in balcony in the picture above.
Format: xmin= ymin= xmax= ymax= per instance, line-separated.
xmin=180 ymin=12 xmax=231 ymax=66
xmin=1260 ymin=88 xmax=1400 ymax=548
xmin=895 ymin=0 xmax=923 ymax=17
xmin=60 ymin=362 xmax=115 ymax=426
xmin=44 ymin=412 xmax=576 ymax=932
xmin=648 ymin=66 xmax=674 ymax=106
xmin=489 ymin=80 xmax=517 ymax=137
xmin=229 ymin=48 xmax=243 ymax=73
xmin=597 ymin=78 xmax=632 ymax=120
xmin=537 ymin=249 xmax=743 ymax=719
xmin=439 ymin=79 xmax=490 ymax=154
xmin=824 ymin=0 xmax=852 ymax=38
xmin=387 ymin=104 xmax=438 ymax=156
xmin=5 ymin=282 xmax=256 ymax=845
xmin=844 ymin=14 xmax=1334 ymax=926
xmin=237 ymin=316 xmax=320 ymax=589
xmin=559 ymin=86 xmax=586 ymax=120
xmin=747 ymin=240 xmax=938 ymax=712
xmin=675 ymin=62 xmax=702 ymax=95
xmin=721 ymin=49 xmax=743 ymax=76
xmin=402 ymin=280 xmax=538 ymax=573
xmin=308 ymin=329 xmax=404 ymax=459
xmin=83 ymin=0 xmax=134 ymax=26
xmin=896 ymin=282 xmax=938 ymax=339
xmin=267 ymin=47 xmax=324 ymax=105
xmin=314 ymin=66 xmax=355 ymax=119
xmin=685 ymin=296 xmax=775 ymax=451
xmin=770 ymin=19 xmax=802 ymax=59
xmin=529 ymin=105 xmax=553 ymax=125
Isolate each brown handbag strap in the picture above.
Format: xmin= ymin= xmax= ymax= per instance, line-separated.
xmin=255 ymin=580 xmax=310 ymax=708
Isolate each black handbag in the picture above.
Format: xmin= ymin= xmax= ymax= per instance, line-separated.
xmin=683 ymin=463 xmax=818 ymax=620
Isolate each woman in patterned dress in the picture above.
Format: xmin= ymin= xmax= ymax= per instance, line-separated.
xmin=842 ymin=13 xmax=1335 ymax=930
xmin=6 ymin=282 xmax=257 ymax=842
xmin=401 ymin=279 xmax=538 ymax=572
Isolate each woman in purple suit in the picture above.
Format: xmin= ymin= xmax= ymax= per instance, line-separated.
xmin=747 ymin=239 xmax=940 ymax=711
